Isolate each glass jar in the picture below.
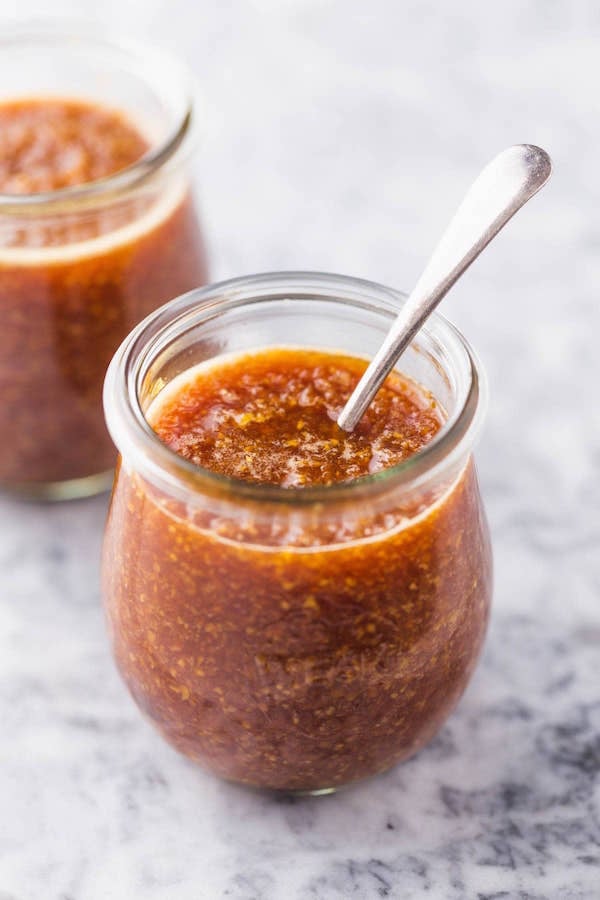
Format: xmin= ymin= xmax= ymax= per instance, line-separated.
xmin=0 ymin=24 xmax=208 ymax=499
xmin=102 ymin=272 xmax=492 ymax=793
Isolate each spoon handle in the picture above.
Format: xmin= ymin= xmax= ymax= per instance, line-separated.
xmin=337 ymin=144 xmax=552 ymax=431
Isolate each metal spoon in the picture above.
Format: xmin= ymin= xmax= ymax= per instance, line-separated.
xmin=337 ymin=144 xmax=552 ymax=431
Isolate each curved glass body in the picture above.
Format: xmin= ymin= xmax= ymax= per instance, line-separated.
xmin=0 ymin=26 xmax=208 ymax=498
xmin=102 ymin=273 xmax=492 ymax=792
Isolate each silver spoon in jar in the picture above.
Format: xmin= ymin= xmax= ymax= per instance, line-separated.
xmin=337 ymin=144 xmax=552 ymax=432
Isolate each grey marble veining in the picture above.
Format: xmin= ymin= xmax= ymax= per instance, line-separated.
xmin=1 ymin=1 xmax=599 ymax=898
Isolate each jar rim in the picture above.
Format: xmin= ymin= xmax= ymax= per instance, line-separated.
xmin=0 ymin=22 xmax=195 ymax=214
xmin=104 ymin=271 xmax=488 ymax=505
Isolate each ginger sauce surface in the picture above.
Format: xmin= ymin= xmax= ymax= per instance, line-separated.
xmin=149 ymin=347 xmax=443 ymax=487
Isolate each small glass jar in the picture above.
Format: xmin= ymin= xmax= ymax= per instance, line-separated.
xmin=0 ymin=24 xmax=208 ymax=499
xmin=102 ymin=272 xmax=492 ymax=793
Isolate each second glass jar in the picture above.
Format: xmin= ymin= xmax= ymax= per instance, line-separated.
xmin=0 ymin=26 xmax=208 ymax=498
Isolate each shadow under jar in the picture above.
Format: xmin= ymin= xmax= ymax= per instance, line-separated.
xmin=102 ymin=272 xmax=493 ymax=793
xmin=0 ymin=25 xmax=208 ymax=499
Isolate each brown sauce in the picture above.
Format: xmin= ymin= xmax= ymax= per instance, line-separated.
xmin=149 ymin=348 xmax=443 ymax=486
xmin=0 ymin=98 xmax=148 ymax=194
xmin=103 ymin=347 xmax=492 ymax=791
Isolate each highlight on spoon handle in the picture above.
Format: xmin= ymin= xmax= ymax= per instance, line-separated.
xmin=337 ymin=144 xmax=552 ymax=432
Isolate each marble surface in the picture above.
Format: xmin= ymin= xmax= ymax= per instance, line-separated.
xmin=1 ymin=1 xmax=599 ymax=898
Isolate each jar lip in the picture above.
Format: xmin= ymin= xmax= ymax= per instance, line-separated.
xmin=104 ymin=271 xmax=488 ymax=505
xmin=0 ymin=22 xmax=195 ymax=214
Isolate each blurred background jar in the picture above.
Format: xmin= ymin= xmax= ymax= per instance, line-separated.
xmin=0 ymin=24 xmax=209 ymax=500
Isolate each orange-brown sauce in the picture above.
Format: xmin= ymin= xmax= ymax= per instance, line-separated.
xmin=150 ymin=348 xmax=443 ymax=486
xmin=103 ymin=347 xmax=492 ymax=790
xmin=0 ymin=98 xmax=148 ymax=194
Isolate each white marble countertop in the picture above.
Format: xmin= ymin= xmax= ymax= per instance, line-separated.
xmin=1 ymin=1 xmax=599 ymax=898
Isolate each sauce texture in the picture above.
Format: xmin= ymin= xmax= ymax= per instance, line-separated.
xmin=149 ymin=348 xmax=442 ymax=486
xmin=103 ymin=347 xmax=492 ymax=791
xmin=0 ymin=97 xmax=207 ymax=487
xmin=0 ymin=98 xmax=148 ymax=194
